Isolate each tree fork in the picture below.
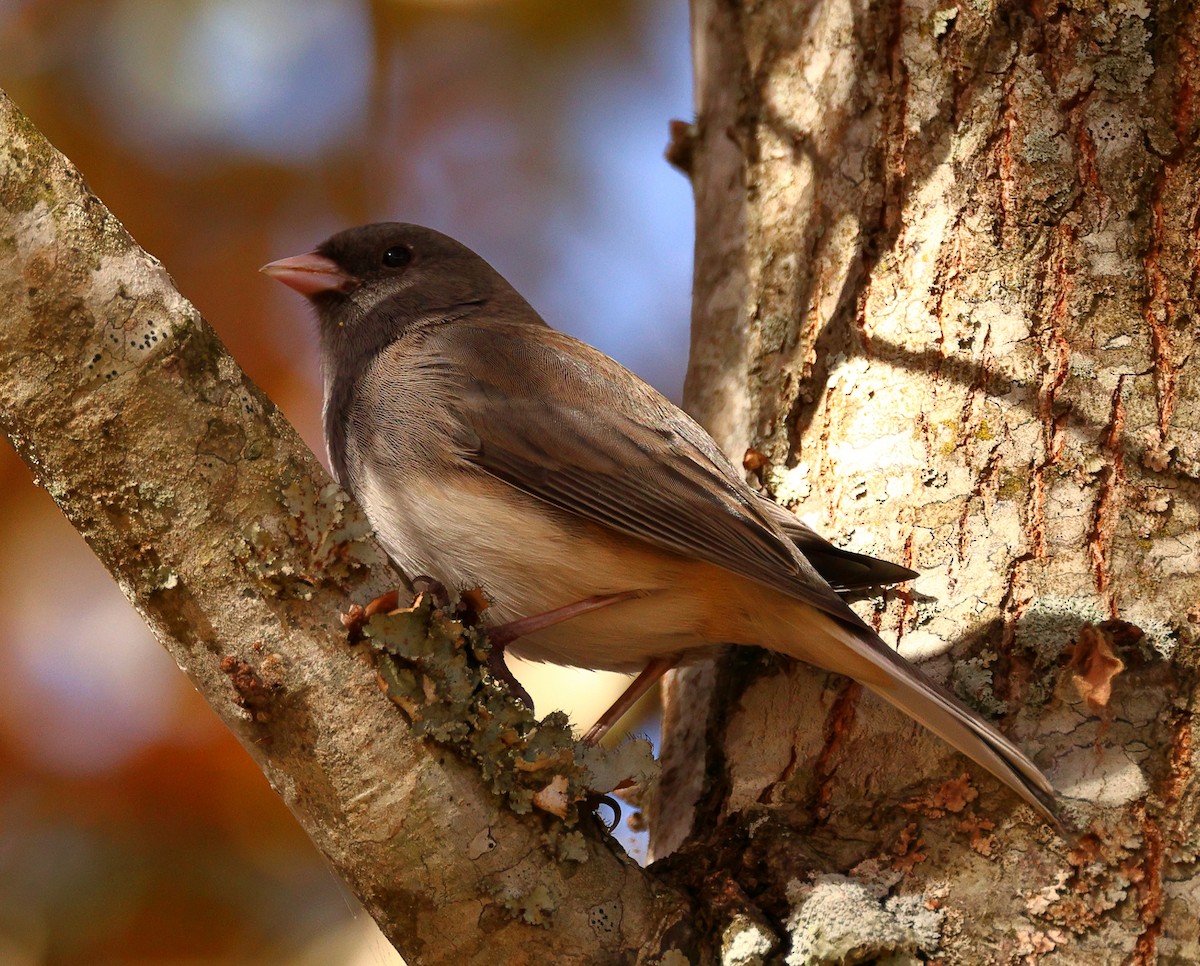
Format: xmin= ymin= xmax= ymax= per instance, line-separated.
xmin=0 ymin=90 xmax=698 ymax=966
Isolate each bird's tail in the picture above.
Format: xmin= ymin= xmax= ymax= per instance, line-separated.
xmin=803 ymin=611 xmax=1063 ymax=832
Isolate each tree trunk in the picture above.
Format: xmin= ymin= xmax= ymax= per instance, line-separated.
xmin=655 ymin=0 xmax=1200 ymax=961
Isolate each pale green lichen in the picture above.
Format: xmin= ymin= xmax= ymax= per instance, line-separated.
xmin=882 ymin=895 xmax=942 ymax=952
xmin=1022 ymin=129 xmax=1066 ymax=165
xmin=367 ymin=590 xmax=655 ymax=828
xmin=1132 ymin=616 xmax=1178 ymax=660
xmin=931 ymin=6 xmax=958 ymax=37
xmin=0 ymin=108 xmax=62 ymax=214
xmin=766 ymin=463 xmax=814 ymax=507
xmin=785 ymin=875 xmax=942 ymax=966
xmin=722 ymin=913 xmax=777 ymax=966
xmin=1017 ymin=595 xmax=1107 ymax=665
xmin=952 ymin=651 xmax=1010 ymax=716
xmin=239 ymin=470 xmax=387 ymax=598
xmin=577 ymin=739 xmax=656 ymax=797
xmin=545 ymin=828 xmax=590 ymax=864
xmin=134 ymin=479 xmax=175 ymax=511
xmin=759 ymin=313 xmax=794 ymax=356
xmin=1006 ymin=597 xmax=1178 ymax=700
xmin=143 ymin=564 xmax=179 ymax=591
xmin=500 ymin=882 xmax=556 ymax=926
xmin=1093 ymin=19 xmax=1154 ymax=93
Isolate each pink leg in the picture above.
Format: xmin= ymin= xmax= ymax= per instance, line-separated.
xmin=582 ymin=656 xmax=678 ymax=745
xmin=486 ymin=589 xmax=650 ymax=712
xmin=488 ymin=590 xmax=649 ymax=646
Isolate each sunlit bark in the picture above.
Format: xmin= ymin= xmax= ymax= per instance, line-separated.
xmin=657 ymin=0 xmax=1200 ymax=961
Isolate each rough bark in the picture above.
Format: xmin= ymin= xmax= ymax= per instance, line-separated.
xmin=656 ymin=0 xmax=1200 ymax=962
xmin=0 ymin=90 xmax=701 ymax=966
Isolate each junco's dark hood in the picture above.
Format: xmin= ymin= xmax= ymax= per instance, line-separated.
xmin=262 ymin=222 xmax=543 ymax=381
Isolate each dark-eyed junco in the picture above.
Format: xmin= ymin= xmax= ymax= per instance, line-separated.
xmin=262 ymin=223 xmax=1061 ymax=828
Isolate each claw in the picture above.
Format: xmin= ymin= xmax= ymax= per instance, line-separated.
xmin=587 ymin=792 xmax=622 ymax=832
xmin=486 ymin=641 xmax=534 ymax=709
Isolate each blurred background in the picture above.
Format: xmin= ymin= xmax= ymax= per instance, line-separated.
xmin=0 ymin=2 xmax=694 ymax=963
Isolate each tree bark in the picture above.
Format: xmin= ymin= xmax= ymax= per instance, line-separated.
xmin=656 ymin=0 xmax=1200 ymax=962
xmin=0 ymin=90 xmax=699 ymax=966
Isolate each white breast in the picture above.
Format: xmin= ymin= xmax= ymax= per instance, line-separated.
xmin=352 ymin=463 xmax=715 ymax=671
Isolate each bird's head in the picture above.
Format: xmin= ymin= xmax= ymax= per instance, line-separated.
xmin=262 ymin=222 xmax=525 ymax=356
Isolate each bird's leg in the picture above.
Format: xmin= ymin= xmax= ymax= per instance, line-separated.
xmin=484 ymin=590 xmax=650 ymax=713
xmin=488 ymin=590 xmax=648 ymax=646
xmin=340 ymin=576 xmax=448 ymax=642
xmin=582 ymin=655 xmax=677 ymax=745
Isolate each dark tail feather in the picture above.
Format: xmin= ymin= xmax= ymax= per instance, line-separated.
xmin=815 ymin=613 xmax=1064 ymax=833
xmin=863 ymin=674 xmax=1064 ymax=833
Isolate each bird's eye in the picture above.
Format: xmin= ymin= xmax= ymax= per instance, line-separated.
xmin=382 ymin=246 xmax=412 ymax=269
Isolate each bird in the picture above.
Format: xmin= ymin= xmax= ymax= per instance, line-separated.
xmin=261 ymin=222 xmax=1062 ymax=829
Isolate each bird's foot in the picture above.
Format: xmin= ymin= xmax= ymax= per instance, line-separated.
xmin=341 ymin=588 xmax=401 ymax=642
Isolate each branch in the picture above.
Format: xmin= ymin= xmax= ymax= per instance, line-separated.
xmin=0 ymin=89 xmax=696 ymax=965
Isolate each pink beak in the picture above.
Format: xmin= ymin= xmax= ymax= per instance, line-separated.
xmin=260 ymin=251 xmax=359 ymax=297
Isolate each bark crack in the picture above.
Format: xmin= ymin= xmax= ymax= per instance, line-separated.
xmin=1087 ymin=374 xmax=1127 ymax=615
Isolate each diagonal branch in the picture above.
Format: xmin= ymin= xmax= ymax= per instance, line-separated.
xmin=0 ymin=89 xmax=696 ymax=965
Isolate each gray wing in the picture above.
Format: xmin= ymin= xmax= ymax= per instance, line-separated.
xmin=430 ymin=321 xmax=877 ymax=628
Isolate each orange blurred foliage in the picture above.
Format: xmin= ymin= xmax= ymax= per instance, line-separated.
xmin=0 ymin=1 xmax=690 ymax=961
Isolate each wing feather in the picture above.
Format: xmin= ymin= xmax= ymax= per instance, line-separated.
xmin=428 ymin=322 xmax=878 ymax=628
